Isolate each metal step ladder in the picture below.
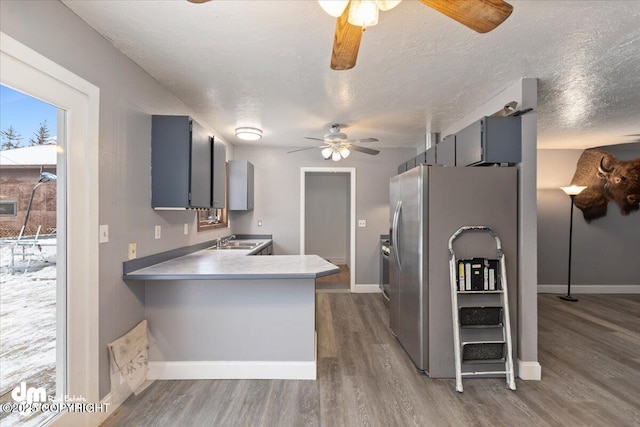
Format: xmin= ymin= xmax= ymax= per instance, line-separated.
xmin=448 ymin=225 xmax=516 ymax=393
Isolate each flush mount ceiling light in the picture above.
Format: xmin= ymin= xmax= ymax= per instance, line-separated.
xmin=235 ymin=127 xmax=263 ymax=141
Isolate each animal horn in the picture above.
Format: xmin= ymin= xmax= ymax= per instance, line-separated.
xmin=598 ymin=156 xmax=614 ymax=175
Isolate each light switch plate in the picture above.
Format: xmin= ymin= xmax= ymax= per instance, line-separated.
xmin=184 ymin=223 xmax=189 ymax=235
xmin=358 ymin=220 xmax=366 ymax=227
xmin=128 ymin=243 xmax=137 ymax=260
xmin=99 ymin=224 xmax=109 ymax=243
xmin=155 ymin=225 xmax=161 ymax=239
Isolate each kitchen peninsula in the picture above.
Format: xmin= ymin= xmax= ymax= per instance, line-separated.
xmin=123 ymin=237 xmax=339 ymax=380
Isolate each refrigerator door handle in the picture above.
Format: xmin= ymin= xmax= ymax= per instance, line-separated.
xmin=392 ymin=201 xmax=402 ymax=269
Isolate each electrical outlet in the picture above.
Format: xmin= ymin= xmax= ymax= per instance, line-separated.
xmin=128 ymin=243 xmax=137 ymax=260
xmin=184 ymin=223 xmax=189 ymax=235
xmin=358 ymin=220 xmax=366 ymax=228
xmin=155 ymin=225 xmax=161 ymax=239
xmin=99 ymin=225 xmax=109 ymax=243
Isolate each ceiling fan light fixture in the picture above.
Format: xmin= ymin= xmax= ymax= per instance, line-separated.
xmin=235 ymin=127 xmax=262 ymax=141
xmin=339 ymin=146 xmax=350 ymax=158
xmin=377 ymin=0 xmax=401 ymax=11
xmin=348 ymin=0 xmax=379 ymax=28
xmin=332 ymin=150 xmax=342 ymax=161
xmin=321 ymin=147 xmax=334 ymax=159
xmin=318 ymin=0 xmax=349 ymax=17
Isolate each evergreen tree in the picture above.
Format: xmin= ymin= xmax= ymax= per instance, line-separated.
xmin=1 ymin=125 xmax=22 ymax=150
xmin=29 ymin=120 xmax=51 ymax=146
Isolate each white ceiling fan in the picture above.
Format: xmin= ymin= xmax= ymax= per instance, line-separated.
xmin=288 ymin=124 xmax=380 ymax=161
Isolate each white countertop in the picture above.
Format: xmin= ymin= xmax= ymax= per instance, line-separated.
xmin=123 ymin=239 xmax=340 ymax=280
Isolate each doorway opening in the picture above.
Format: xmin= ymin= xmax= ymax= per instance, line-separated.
xmin=0 ymin=84 xmax=61 ymax=427
xmin=300 ymin=167 xmax=356 ymax=292
xmin=1 ymin=32 xmax=99 ymax=426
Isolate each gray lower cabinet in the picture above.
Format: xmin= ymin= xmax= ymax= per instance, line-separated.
xmin=152 ymin=115 xmax=211 ymax=209
xmin=253 ymin=243 xmax=272 ymax=255
xmin=212 ymin=136 xmax=226 ymax=209
xmin=228 ymin=160 xmax=254 ymax=211
xmin=455 ymin=116 xmax=521 ymax=166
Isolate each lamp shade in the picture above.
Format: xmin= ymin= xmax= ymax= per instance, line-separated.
xmin=321 ymin=147 xmax=333 ymax=159
xmin=318 ymin=0 xmax=349 ymax=17
xmin=235 ymin=127 xmax=262 ymax=141
xmin=560 ymin=185 xmax=587 ymax=196
xmin=348 ymin=0 xmax=379 ymax=27
xmin=339 ymin=146 xmax=350 ymax=158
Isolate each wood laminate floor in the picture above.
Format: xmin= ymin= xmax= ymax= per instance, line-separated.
xmin=101 ymin=294 xmax=640 ymax=427
xmin=315 ymin=265 xmax=350 ymax=292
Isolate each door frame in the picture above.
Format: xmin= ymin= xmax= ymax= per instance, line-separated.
xmin=300 ymin=167 xmax=356 ymax=292
xmin=1 ymin=32 xmax=100 ymax=426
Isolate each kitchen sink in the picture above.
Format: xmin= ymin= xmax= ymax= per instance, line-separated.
xmin=208 ymin=241 xmax=261 ymax=250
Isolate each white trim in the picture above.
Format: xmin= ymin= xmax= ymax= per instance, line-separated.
xmin=538 ymin=284 xmax=640 ymax=294
xmin=517 ymin=360 xmax=542 ymax=380
xmin=96 ymin=392 xmax=118 ymax=426
xmin=148 ymin=361 xmax=317 ymax=380
xmin=353 ymin=284 xmax=383 ymax=293
xmin=300 ymin=167 xmax=357 ymax=292
xmin=1 ymin=32 xmax=100 ymax=427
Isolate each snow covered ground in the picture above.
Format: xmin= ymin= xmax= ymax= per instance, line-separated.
xmin=0 ymin=242 xmax=57 ymax=426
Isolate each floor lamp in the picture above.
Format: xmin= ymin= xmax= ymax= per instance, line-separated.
xmin=559 ymin=185 xmax=587 ymax=302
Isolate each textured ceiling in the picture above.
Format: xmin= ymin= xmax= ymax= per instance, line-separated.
xmin=61 ymin=0 xmax=640 ymax=150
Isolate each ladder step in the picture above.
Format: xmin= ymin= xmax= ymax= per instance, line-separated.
xmin=461 ymin=370 xmax=511 ymax=376
xmin=459 ymin=306 xmax=503 ymax=327
xmin=461 ymin=342 xmax=505 ymax=362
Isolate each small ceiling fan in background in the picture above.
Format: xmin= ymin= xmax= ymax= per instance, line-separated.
xmin=320 ymin=0 xmax=514 ymax=70
xmin=288 ymin=124 xmax=380 ymax=161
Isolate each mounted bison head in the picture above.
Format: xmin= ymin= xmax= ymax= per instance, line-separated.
xmin=571 ymin=148 xmax=640 ymax=221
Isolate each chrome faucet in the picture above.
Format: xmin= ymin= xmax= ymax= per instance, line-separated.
xmin=219 ymin=234 xmax=236 ymax=247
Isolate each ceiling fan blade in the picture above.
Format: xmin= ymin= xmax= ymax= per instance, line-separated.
xmin=304 ymin=137 xmax=325 ymax=142
xmin=349 ymin=138 xmax=379 ymax=143
xmin=350 ymin=145 xmax=380 ymax=155
xmin=330 ymin=2 xmax=363 ymax=70
xmin=287 ymin=146 xmax=324 ymax=154
xmin=419 ymin=0 xmax=513 ymax=33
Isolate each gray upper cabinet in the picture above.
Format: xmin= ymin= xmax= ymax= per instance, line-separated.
xmin=455 ymin=116 xmax=521 ymax=167
xmin=228 ymin=160 xmax=254 ymax=211
xmin=398 ymin=162 xmax=408 ymax=175
xmin=212 ymin=136 xmax=226 ymax=209
xmin=425 ymin=147 xmax=436 ymax=164
xmin=151 ymin=115 xmax=211 ymax=209
xmin=437 ymin=135 xmax=456 ymax=166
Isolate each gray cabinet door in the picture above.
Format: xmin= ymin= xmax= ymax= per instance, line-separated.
xmin=190 ymin=120 xmax=212 ymax=208
xmin=437 ymin=135 xmax=456 ymax=166
xmin=228 ymin=160 xmax=254 ymax=211
xmin=151 ymin=115 xmax=211 ymax=209
xmin=456 ymin=116 xmax=521 ymax=166
xmin=212 ymin=136 xmax=226 ymax=209
xmin=425 ymin=147 xmax=436 ymax=164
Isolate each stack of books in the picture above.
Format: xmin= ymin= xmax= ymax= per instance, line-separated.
xmin=457 ymin=258 xmax=500 ymax=291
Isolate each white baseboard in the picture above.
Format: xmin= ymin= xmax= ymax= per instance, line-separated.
xmin=517 ymin=360 xmax=542 ymax=380
xmin=353 ymin=284 xmax=382 ymax=293
xmin=148 ymin=360 xmax=317 ymax=380
xmin=97 ymin=392 xmax=117 ymax=425
xmin=538 ymin=284 xmax=640 ymax=294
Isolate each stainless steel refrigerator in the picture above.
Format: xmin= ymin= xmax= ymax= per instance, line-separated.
xmin=389 ymin=165 xmax=518 ymax=378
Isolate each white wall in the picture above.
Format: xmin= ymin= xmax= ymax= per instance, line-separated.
xmin=305 ymin=172 xmax=349 ymax=265
xmin=0 ymin=0 xmax=232 ymax=399
xmin=230 ymin=146 xmax=415 ymax=285
xmin=537 ymin=144 xmax=640 ymax=289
